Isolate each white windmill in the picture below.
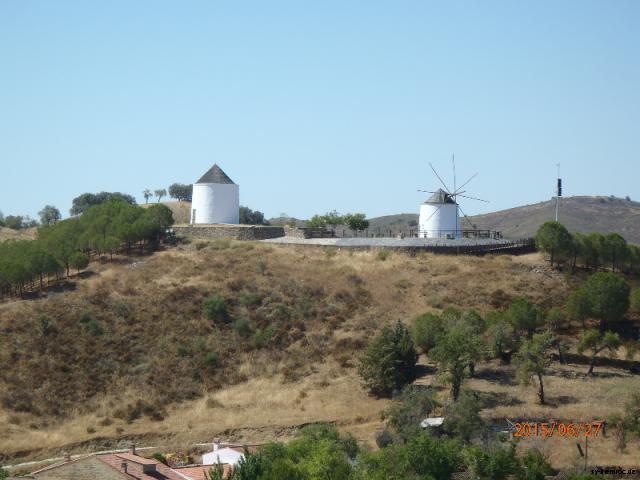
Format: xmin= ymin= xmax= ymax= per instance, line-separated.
xmin=417 ymin=156 xmax=488 ymax=239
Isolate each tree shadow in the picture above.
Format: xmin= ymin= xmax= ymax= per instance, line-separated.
xmin=415 ymin=364 xmax=437 ymax=378
xmin=21 ymin=281 xmax=78 ymax=300
xmin=473 ymin=366 xmax=518 ymax=386
xmin=478 ymin=390 xmax=524 ymax=408
xmin=545 ymin=395 xmax=579 ymax=407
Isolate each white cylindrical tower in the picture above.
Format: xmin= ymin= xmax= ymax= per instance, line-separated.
xmin=418 ymin=189 xmax=460 ymax=239
xmin=190 ymin=164 xmax=239 ymax=224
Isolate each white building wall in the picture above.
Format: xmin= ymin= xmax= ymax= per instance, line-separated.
xmin=418 ymin=203 xmax=460 ymax=239
xmin=191 ymin=183 xmax=240 ymax=224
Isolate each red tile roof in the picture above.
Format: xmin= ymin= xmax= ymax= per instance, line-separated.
xmin=173 ymin=465 xmax=233 ymax=480
xmin=97 ymin=453 xmax=186 ymax=480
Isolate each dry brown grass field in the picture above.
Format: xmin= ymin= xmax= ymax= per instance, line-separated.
xmin=0 ymin=226 xmax=37 ymax=242
xmin=0 ymin=239 xmax=638 ymax=469
xmin=141 ymin=200 xmax=192 ymax=224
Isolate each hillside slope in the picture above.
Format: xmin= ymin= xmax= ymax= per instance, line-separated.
xmin=1 ymin=243 xmax=639 ymax=468
xmin=0 ymin=243 xmax=569 ymax=462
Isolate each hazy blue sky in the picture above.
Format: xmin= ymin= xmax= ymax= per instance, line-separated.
xmin=1 ymin=1 xmax=639 ymax=221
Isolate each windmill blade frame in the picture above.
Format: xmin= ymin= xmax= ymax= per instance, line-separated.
xmin=455 ymin=172 xmax=479 ymax=193
xmin=429 ymin=163 xmax=452 ymax=194
xmin=457 ymin=194 xmax=489 ymax=203
xmin=452 ymin=154 xmax=457 ymax=196
xmin=457 ymin=204 xmax=476 ymax=229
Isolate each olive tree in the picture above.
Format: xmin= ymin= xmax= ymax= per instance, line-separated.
xmin=514 ymin=331 xmax=555 ymax=404
xmin=38 ymin=205 xmax=61 ymax=225
xmin=154 ymin=188 xmax=167 ymax=203
xmin=577 ymin=329 xmax=621 ymax=375
xmin=430 ymin=324 xmax=483 ymax=401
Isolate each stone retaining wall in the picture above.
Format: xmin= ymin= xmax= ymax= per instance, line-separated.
xmin=173 ymin=224 xmax=285 ymax=240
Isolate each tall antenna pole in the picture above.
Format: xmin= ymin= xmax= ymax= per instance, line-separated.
xmin=555 ymin=163 xmax=561 ymax=222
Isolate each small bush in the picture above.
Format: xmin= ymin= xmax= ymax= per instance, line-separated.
xmin=202 ymin=295 xmax=228 ymax=322
xmin=86 ymin=425 xmax=96 ymax=434
xmin=79 ymin=311 xmax=93 ymax=324
xmin=85 ymin=319 xmax=104 ymax=336
xmin=177 ymin=343 xmax=192 ymax=357
xmin=204 ymin=352 xmax=220 ymax=368
xmin=252 ymin=325 xmax=276 ymax=348
xmin=113 ymin=301 xmax=130 ymax=319
xmin=385 ymin=385 xmax=439 ymax=441
xmin=232 ymin=317 xmax=252 ymax=336
xmin=152 ymin=453 xmax=168 ymax=465
xmin=376 ymin=249 xmax=390 ymax=261
xmin=37 ymin=314 xmax=52 ymax=336
xmin=427 ymin=294 xmax=443 ymax=309
xmin=519 ymin=447 xmax=553 ymax=480
xmin=375 ymin=428 xmax=394 ymax=448
xmin=239 ymin=291 xmax=262 ymax=307
xmin=324 ymin=247 xmax=337 ymax=258
xmin=113 ymin=399 xmax=164 ymax=423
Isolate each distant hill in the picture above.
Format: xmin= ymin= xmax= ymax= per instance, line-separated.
xmin=469 ymin=196 xmax=640 ymax=243
xmin=366 ymin=196 xmax=640 ymax=243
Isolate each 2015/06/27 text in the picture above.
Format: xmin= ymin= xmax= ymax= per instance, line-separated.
xmin=513 ymin=421 xmax=604 ymax=438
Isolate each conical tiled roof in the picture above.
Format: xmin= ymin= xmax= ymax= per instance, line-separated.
xmin=423 ymin=188 xmax=455 ymax=204
xmin=195 ymin=164 xmax=235 ymax=184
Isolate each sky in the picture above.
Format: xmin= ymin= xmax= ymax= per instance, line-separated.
xmin=1 ymin=1 xmax=639 ymax=221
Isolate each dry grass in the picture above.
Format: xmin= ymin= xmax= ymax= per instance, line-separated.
xmin=1 ymin=242 xmax=635 ymax=468
xmin=141 ymin=200 xmax=192 ymax=224
xmin=0 ymin=226 xmax=37 ymax=242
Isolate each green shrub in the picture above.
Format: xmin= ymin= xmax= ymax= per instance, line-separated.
xmin=358 ymin=321 xmax=418 ymax=397
xmin=385 ymin=385 xmax=439 ymax=441
xmin=79 ymin=311 xmax=92 ymax=324
xmin=252 ymin=325 xmax=276 ymax=348
xmin=113 ymin=301 xmax=130 ymax=319
xmin=505 ymin=298 xmax=541 ymax=336
xmin=202 ymin=295 xmax=228 ymax=322
xmin=376 ymin=249 xmax=390 ymax=261
xmin=152 ymin=453 xmax=168 ymax=465
xmin=239 ymin=291 xmax=262 ymax=307
xmin=518 ymin=447 xmax=553 ymax=480
xmin=232 ymin=317 xmax=252 ymax=336
xmin=324 ymin=247 xmax=337 ymax=258
xmin=464 ymin=443 xmax=520 ymax=480
xmin=85 ymin=319 xmax=104 ymax=336
xmin=412 ymin=312 xmax=446 ymax=353
xmin=443 ymin=390 xmax=484 ymax=442
xmin=204 ymin=352 xmax=220 ymax=368
xmin=37 ymin=314 xmax=52 ymax=336
xmin=176 ymin=343 xmax=191 ymax=357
